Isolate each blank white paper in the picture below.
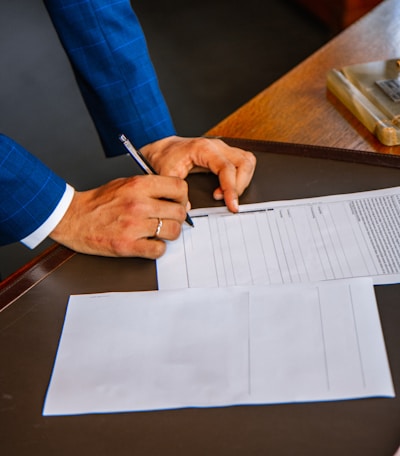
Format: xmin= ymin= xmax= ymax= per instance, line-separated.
xmin=43 ymin=278 xmax=394 ymax=416
xmin=157 ymin=186 xmax=400 ymax=289
xmin=246 ymin=279 xmax=394 ymax=403
xmin=43 ymin=288 xmax=250 ymax=415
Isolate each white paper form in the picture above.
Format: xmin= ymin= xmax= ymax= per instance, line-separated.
xmin=43 ymin=288 xmax=250 ymax=415
xmin=43 ymin=279 xmax=394 ymax=416
xmin=247 ymin=279 xmax=394 ymax=404
xmin=157 ymin=186 xmax=400 ymax=289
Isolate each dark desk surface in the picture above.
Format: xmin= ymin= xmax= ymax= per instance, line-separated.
xmin=1 ymin=143 xmax=399 ymax=456
xmin=2 ymin=0 xmax=400 ymax=452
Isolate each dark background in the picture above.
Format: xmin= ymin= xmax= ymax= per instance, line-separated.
xmin=0 ymin=0 xmax=330 ymax=279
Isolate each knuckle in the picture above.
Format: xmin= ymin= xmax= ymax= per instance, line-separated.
xmin=125 ymin=174 xmax=155 ymax=193
xmin=109 ymin=237 xmax=130 ymax=256
xmin=125 ymin=175 xmax=143 ymax=189
xmin=178 ymin=204 xmax=188 ymax=221
xmin=247 ymin=151 xmax=257 ymax=166
xmin=151 ymin=241 xmax=167 ymax=259
xmin=191 ymin=136 xmax=208 ymax=148
xmin=125 ymin=199 xmax=147 ymax=218
xmin=113 ymin=237 xmax=167 ymax=259
xmin=180 ymin=178 xmax=189 ymax=192
xmin=239 ymin=151 xmax=257 ymax=171
xmin=171 ymin=175 xmax=188 ymax=194
xmin=190 ymin=136 xmax=217 ymax=154
xmin=169 ymin=220 xmax=183 ymax=239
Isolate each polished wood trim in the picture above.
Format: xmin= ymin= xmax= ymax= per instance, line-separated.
xmin=0 ymin=244 xmax=75 ymax=311
xmin=216 ymin=136 xmax=400 ymax=167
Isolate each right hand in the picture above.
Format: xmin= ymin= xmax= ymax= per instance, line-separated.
xmin=49 ymin=174 xmax=189 ymax=259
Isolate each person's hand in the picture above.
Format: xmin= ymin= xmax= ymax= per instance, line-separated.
xmin=50 ymin=174 xmax=189 ymax=259
xmin=141 ymin=136 xmax=256 ymax=213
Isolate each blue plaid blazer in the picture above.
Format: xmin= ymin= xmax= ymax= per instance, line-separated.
xmin=0 ymin=0 xmax=175 ymax=245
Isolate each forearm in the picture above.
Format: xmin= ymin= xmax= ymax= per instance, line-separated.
xmin=0 ymin=134 xmax=71 ymax=247
xmin=43 ymin=0 xmax=176 ymax=157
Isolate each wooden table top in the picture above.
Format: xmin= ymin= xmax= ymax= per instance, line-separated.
xmin=207 ymin=0 xmax=400 ymax=155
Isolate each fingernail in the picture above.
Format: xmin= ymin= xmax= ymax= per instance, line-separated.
xmin=232 ymin=198 xmax=239 ymax=212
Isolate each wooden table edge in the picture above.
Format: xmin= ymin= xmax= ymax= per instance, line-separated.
xmin=0 ymin=244 xmax=75 ymax=311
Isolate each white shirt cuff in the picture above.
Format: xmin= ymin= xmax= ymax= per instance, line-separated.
xmin=21 ymin=184 xmax=75 ymax=249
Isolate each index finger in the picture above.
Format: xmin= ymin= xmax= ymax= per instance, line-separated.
xmin=208 ymin=146 xmax=256 ymax=211
xmin=215 ymin=161 xmax=240 ymax=212
xmin=146 ymin=174 xmax=189 ymax=207
xmin=223 ymin=145 xmax=256 ymax=195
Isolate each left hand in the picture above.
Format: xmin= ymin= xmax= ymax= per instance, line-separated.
xmin=141 ymin=136 xmax=256 ymax=212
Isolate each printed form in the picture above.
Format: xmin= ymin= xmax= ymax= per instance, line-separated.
xmin=157 ymin=186 xmax=400 ymax=289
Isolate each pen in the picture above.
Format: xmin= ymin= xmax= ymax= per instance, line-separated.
xmin=119 ymin=134 xmax=194 ymax=228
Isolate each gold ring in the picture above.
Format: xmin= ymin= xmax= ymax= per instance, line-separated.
xmin=154 ymin=218 xmax=163 ymax=237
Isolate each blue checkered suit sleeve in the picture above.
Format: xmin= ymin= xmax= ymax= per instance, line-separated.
xmin=44 ymin=0 xmax=176 ymax=156
xmin=0 ymin=0 xmax=176 ymax=245
xmin=0 ymin=135 xmax=66 ymax=245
